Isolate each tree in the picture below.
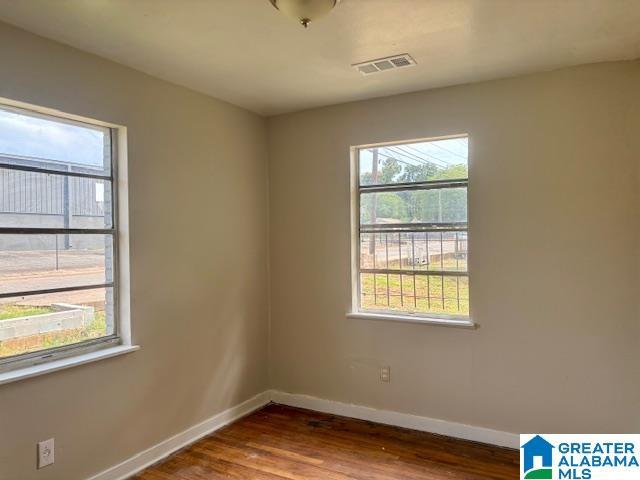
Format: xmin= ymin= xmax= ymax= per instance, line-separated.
xmin=360 ymin=160 xmax=468 ymax=224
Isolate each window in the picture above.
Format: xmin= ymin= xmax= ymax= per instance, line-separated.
xmin=352 ymin=136 xmax=470 ymax=323
xmin=0 ymin=102 xmax=127 ymax=369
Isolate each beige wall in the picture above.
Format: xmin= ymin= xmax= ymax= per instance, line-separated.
xmin=1 ymin=18 xmax=639 ymax=480
xmin=0 ymin=23 xmax=269 ymax=480
xmin=268 ymin=61 xmax=640 ymax=435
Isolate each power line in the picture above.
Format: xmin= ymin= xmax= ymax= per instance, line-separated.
xmin=374 ymin=151 xmax=423 ymax=169
xmin=365 ymin=146 xmax=450 ymax=177
xmin=382 ymin=146 xmax=432 ymax=166
xmin=402 ymin=144 xmax=452 ymax=166
xmin=429 ymin=142 xmax=467 ymax=160
xmin=390 ymin=145 xmax=448 ymax=167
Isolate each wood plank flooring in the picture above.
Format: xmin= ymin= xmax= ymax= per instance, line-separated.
xmin=133 ymin=403 xmax=518 ymax=479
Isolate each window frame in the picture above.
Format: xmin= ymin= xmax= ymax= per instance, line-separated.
xmin=0 ymin=99 xmax=133 ymax=372
xmin=349 ymin=135 xmax=475 ymax=328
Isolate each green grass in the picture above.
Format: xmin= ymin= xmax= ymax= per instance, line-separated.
xmin=359 ymin=250 xmax=469 ymax=316
xmin=0 ymin=305 xmax=54 ymax=320
xmin=361 ymin=272 xmax=469 ymax=316
xmin=41 ymin=311 xmax=107 ymax=350
xmin=0 ymin=310 xmax=107 ymax=358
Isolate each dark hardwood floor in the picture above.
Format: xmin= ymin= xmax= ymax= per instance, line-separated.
xmin=133 ymin=403 xmax=518 ymax=479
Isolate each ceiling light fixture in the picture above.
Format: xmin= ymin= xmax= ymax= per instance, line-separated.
xmin=269 ymin=0 xmax=340 ymax=28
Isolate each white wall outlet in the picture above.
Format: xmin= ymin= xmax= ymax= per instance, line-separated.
xmin=37 ymin=438 xmax=55 ymax=469
xmin=380 ymin=366 xmax=391 ymax=383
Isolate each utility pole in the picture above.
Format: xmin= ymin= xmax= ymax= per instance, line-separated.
xmin=369 ymin=149 xmax=378 ymax=255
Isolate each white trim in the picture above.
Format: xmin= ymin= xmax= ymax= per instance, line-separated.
xmin=270 ymin=390 xmax=518 ymax=449
xmin=0 ymin=95 xmax=125 ymax=130
xmin=0 ymin=345 xmax=139 ymax=386
xmin=114 ymin=125 xmax=132 ymax=347
xmin=350 ymin=134 xmax=473 ymax=323
xmin=87 ymin=391 xmax=271 ymax=480
xmin=0 ymin=97 xmax=134 ymax=374
xmin=349 ymin=146 xmax=360 ymax=318
xmin=347 ymin=312 xmax=476 ymax=328
xmin=353 ymin=133 xmax=470 ymax=150
xmin=86 ymin=389 xmax=516 ymax=479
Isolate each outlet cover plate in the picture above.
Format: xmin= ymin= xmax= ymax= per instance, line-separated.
xmin=38 ymin=438 xmax=55 ymax=469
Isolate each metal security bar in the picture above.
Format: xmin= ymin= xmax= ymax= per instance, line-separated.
xmin=355 ymin=137 xmax=469 ymax=318
xmin=359 ymin=178 xmax=468 ymax=193
xmin=0 ymin=155 xmax=111 ymax=179
xmin=0 ymin=160 xmax=108 ymax=217
xmin=0 ymin=105 xmax=119 ymax=366
xmin=360 ymin=222 xmax=467 ymax=232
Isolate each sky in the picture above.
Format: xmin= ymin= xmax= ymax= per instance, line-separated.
xmin=0 ymin=107 xmax=106 ymax=168
xmin=359 ymin=137 xmax=468 ymax=178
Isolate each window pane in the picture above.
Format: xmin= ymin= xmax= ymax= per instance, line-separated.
xmin=360 ymin=273 xmax=468 ymax=316
xmin=0 ymin=287 xmax=114 ymax=359
xmin=0 ymin=168 xmax=113 ymax=229
xmin=360 ymin=187 xmax=467 ymax=225
xmin=360 ymin=231 xmax=467 ymax=272
xmin=0 ymin=234 xmax=113 ymax=295
xmin=359 ymin=137 xmax=468 ymax=186
xmin=0 ymin=106 xmax=110 ymax=176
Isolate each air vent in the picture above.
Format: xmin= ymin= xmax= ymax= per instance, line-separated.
xmin=353 ymin=54 xmax=416 ymax=76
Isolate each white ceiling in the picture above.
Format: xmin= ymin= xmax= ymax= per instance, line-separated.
xmin=0 ymin=0 xmax=639 ymax=116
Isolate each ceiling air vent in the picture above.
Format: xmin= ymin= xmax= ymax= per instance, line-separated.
xmin=353 ymin=54 xmax=416 ymax=76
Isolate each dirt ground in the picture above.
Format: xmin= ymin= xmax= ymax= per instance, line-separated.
xmin=0 ymin=249 xmax=106 ymax=307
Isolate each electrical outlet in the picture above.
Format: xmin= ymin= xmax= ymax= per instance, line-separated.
xmin=37 ymin=438 xmax=54 ymax=469
xmin=380 ymin=366 xmax=391 ymax=383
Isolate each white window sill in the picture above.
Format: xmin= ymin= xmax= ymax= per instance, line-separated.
xmin=347 ymin=312 xmax=476 ymax=329
xmin=0 ymin=345 xmax=139 ymax=386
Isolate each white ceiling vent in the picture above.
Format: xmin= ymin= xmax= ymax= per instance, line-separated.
xmin=353 ymin=54 xmax=416 ymax=76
